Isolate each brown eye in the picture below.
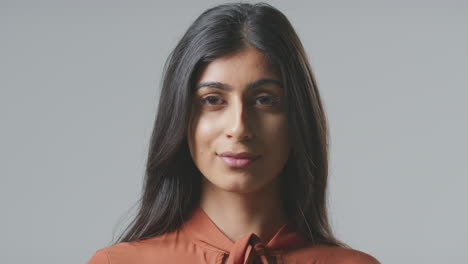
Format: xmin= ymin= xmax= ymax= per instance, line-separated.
xmin=200 ymin=95 xmax=224 ymax=106
xmin=255 ymin=95 xmax=280 ymax=106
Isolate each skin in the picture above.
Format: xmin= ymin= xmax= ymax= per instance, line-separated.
xmin=187 ymin=46 xmax=291 ymax=243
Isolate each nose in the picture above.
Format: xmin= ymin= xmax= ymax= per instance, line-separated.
xmin=225 ymin=98 xmax=255 ymax=141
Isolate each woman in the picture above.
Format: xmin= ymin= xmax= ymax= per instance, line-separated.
xmin=88 ymin=2 xmax=380 ymax=264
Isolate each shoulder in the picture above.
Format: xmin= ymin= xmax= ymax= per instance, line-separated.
xmin=331 ymin=247 xmax=380 ymax=264
xmin=87 ymin=249 xmax=109 ymax=264
xmin=287 ymin=244 xmax=380 ymax=264
xmin=87 ymin=231 xmax=191 ymax=264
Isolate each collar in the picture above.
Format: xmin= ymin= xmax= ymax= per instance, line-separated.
xmin=180 ymin=206 xmax=308 ymax=264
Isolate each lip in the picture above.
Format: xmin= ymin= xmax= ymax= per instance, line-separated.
xmin=218 ymin=151 xmax=260 ymax=159
xmin=217 ymin=152 xmax=261 ymax=168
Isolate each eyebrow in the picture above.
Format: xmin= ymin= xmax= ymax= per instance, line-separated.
xmin=194 ymin=78 xmax=282 ymax=91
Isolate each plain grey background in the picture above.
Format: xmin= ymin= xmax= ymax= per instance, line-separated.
xmin=2 ymin=0 xmax=467 ymax=263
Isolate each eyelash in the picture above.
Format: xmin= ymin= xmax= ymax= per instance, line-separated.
xmin=199 ymin=95 xmax=280 ymax=107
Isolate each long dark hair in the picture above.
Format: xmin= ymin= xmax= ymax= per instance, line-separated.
xmin=115 ymin=2 xmax=348 ymax=248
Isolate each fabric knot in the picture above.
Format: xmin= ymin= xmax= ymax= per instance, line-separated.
xmin=226 ymin=233 xmax=274 ymax=264
xmin=249 ymin=235 xmax=267 ymax=255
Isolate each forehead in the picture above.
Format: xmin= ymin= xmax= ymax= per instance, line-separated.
xmin=195 ymin=47 xmax=279 ymax=86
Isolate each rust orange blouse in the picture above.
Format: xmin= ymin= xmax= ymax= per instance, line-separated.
xmin=88 ymin=206 xmax=380 ymax=264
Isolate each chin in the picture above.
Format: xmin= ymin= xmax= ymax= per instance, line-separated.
xmin=224 ymin=183 xmax=259 ymax=194
xmin=210 ymin=175 xmax=275 ymax=195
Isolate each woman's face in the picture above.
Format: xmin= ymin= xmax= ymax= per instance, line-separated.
xmin=188 ymin=47 xmax=290 ymax=194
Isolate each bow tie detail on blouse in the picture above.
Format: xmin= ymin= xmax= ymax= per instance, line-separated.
xmin=181 ymin=206 xmax=308 ymax=264
xmin=226 ymin=232 xmax=274 ymax=264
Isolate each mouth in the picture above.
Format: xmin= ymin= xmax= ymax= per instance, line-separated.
xmin=217 ymin=154 xmax=260 ymax=168
xmin=216 ymin=150 xmax=261 ymax=169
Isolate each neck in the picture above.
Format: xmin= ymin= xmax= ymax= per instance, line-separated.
xmin=199 ymin=176 xmax=287 ymax=243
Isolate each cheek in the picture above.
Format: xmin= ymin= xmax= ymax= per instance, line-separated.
xmin=261 ymin=113 xmax=289 ymax=142
xmin=260 ymin=114 xmax=290 ymax=163
xmin=189 ymin=115 xmax=221 ymax=160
